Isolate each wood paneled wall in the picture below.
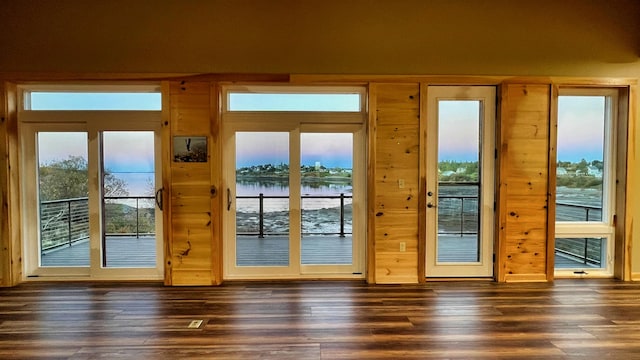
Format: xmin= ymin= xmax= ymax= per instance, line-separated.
xmin=164 ymin=81 xmax=221 ymax=286
xmin=497 ymin=84 xmax=551 ymax=282
xmin=369 ymin=84 xmax=421 ymax=284
xmin=0 ymin=82 xmax=21 ymax=287
xmin=0 ymin=76 xmax=633 ymax=286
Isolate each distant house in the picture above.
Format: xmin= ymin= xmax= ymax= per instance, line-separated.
xmin=587 ymin=166 xmax=603 ymax=178
xmin=557 ymin=167 xmax=568 ymax=175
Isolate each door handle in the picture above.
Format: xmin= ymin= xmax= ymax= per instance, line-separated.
xmin=227 ymin=188 xmax=232 ymax=211
xmin=155 ymin=188 xmax=163 ymax=211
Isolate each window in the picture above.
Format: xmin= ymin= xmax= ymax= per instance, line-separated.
xmin=19 ymin=84 xmax=164 ymax=280
xmin=22 ymin=85 xmax=161 ymax=111
xmin=225 ymin=86 xmax=364 ymax=112
xmin=554 ymin=89 xmax=617 ymax=276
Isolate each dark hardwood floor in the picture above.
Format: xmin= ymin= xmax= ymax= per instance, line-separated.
xmin=1 ymin=279 xmax=640 ymax=359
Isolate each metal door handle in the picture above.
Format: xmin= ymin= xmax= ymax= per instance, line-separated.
xmin=227 ymin=188 xmax=232 ymax=211
xmin=155 ymin=188 xmax=163 ymax=211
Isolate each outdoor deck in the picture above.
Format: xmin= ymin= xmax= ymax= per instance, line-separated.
xmin=41 ymin=235 xmax=590 ymax=269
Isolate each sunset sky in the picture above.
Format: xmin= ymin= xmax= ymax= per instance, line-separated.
xmin=33 ymin=92 xmax=605 ymax=198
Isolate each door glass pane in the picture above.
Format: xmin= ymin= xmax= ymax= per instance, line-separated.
xmin=555 ymin=237 xmax=605 ymax=269
xmin=437 ymin=101 xmax=481 ymax=263
xmin=102 ymin=131 xmax=156 ymax=268
xmin=38 ymin=132 xmax=89 ymax=267
xmin=300 ymin=133 xmax=353 ymax=265
xmin=556 ymin=96 xmax=605 ymax=222
xmin=235 ymin=132 xmax=290 ymax=266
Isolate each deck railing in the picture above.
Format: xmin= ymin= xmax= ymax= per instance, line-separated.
xmin=40 ymin=193 xmax=603 ymax=266
xmin=40 ymin=196 xmax=155 ymax=253
xmin=236 ymin=193 xmax=352 ymax=237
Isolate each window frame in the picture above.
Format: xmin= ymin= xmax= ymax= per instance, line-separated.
xmin=553 ymin=87 xmax=618 ymax=277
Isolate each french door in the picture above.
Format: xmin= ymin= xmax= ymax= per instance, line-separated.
xmin=425 ymin=86 xmax=496 ymax=278
xmin=223 ymin=122 xmax=365 ymax=279
xmin=21 ymin=115 xmax=164 ymax=280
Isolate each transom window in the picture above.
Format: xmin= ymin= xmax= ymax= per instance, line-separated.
xmin=224 ymin=86 xmax=364 ymax=112
xmin=21 ymin=85 xmax=161 ymax=111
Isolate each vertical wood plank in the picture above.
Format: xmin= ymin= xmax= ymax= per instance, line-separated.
xmin=168 ymin=81 xmax=214 ymax=286
xmin=366 ymin=83 xmax=377 ymax=284
xmin=0 ymin=82 xmax=21 ymax=286
xmin=371 ymin=83 xmax=420 ymax=284
xmin=546 ymin=85 xmax=558 ymax=282
xmin=621 ymin=86 xmax=634 ymax=280
xmin=417 ymin=83 xmax=427 ymax=283
xmin=161 ymin=81 xmax=173 ymax=285
xmin=497 ymin=84 xmax=551 ymax=282
xmin=209 ymin=82 xmax=222 ymax=285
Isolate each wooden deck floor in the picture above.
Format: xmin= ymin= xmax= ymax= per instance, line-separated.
xmin=43 ymin=235 xmax=588 ymax=269
xmin=41 ymin=237 xmax=157 ymax=268
xmin=1 ymin=279 xmax=640 ymax=359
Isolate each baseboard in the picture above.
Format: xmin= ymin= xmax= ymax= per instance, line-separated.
xmin=504 ymin=273 xmax=548 ymax=282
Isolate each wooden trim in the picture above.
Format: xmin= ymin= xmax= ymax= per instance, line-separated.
xmin=417 ymin=83 xmax=428 ymax=283
xmin=620 ymin=86 xmax=634 ymax=280
xmin=1 ymin=72 xmax=634 ymax=88
xmin=0 ymin=72 xmax=290 ymax=83
xmin=160 ymin=81 xmax=173 ymax=285
xmin=504 ymin=273 xmax=548 ymax=282
xmin=547 ymin=85 xmax=559 ymax=282
xmin=0 ymin=82 xmax=7 ymax=286
xmin=210 ymin=82 xmax=223 ymax=285
xmin=495 ymin=85 xmax=509 ymax=282
xmin=0 ymin=82 xmax=22 ymax=286
xmin=366 ymin=83 xmax=377 ymax=284
xmin=292 ymin=74 xmax=637 ymax=87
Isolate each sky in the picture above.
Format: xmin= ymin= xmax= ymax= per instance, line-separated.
xmin=38 ymin=131 xmax=155 ymax=196
xmin=438 ymin=101 xmax=480 ymax=162
xmin=32 ymin=92 xmax=606 ymax=197
xmin=235 ymin=132 xmax=353 ymax=168
xmin=557 ymin=96 xmax=605 ymax=163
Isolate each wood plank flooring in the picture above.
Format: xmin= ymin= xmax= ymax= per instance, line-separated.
xmin=1 ymin=280 xmax=640 ymax=359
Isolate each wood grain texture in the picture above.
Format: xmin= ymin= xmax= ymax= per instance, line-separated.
xmin=167 ymin=81 xmax=215 ymax=285
xmin=0 ymin=82 xmax=21 ymax=286
xmin=371 ymin=83 xmax=420 ymax=284
xmin=2 ymin=280 xmax=640 ymax=359
xmin=497 ymin=84 xmax=551 ymax=282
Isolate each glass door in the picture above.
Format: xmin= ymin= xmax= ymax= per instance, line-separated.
xmin=234 ymin=131 xmax=292 ymax=269
xmin=37 ymin=132 xmax=90 ymax=268
xmin=22 ymin=116 xmax=163 ymax=280
xmin=300 ymin=132 xmax=354 ymax=267
xmin=222 ymin=86 xmax=366 ymax=280
xmin=101 ymin=131 xmax=158 ymax=268
xmin=425 ymin=86 xmax=495 ymax=277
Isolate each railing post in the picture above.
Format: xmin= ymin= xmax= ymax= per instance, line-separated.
xmin=460 ymin=197 xmax=464 ymax=237
xmin=583 ymin=238 xmax=589 ymax=264
xmin=339 ymin=193 xmax=345 ymax=238
xmin=259 ymin=193 xmax=264 ymax=238
xmin=585 ymin=208 xmax=590 ymax=221
xmin=136 ymin=198 xmax=140 ymax=239
xmin=68 ymin=200 xmax=72 ymax=247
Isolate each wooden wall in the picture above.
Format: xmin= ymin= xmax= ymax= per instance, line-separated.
xmin=496 ymin=84 xmax=551 ymax=282
xmin=0 ymin=82 xmax=21 ymax=287
xmin=369 ymin=83 xmax=421 ymax=284
xmin=0 ymin=77 xmax=634 ymax=286
xmin=164 ymin=81 xmax=222 ymax=285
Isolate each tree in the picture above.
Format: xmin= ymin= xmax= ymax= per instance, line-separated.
xmin=39 ymin=155 xmax=129 ymax=201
